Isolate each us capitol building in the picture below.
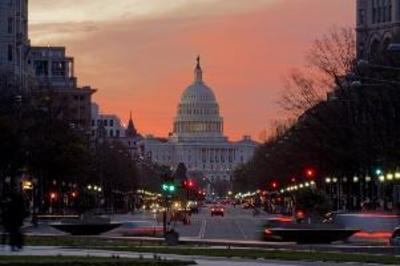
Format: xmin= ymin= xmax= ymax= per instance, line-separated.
xmin=144 ymin=57 xmax=258 ymax=185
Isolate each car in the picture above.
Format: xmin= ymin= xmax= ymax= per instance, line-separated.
xmin=210 ymin=206 xmax=225 ymax=216
xmin=114 ymin=221 xmax=164 ymax=237
xmin=390 ymin=226 xmax=400 ymax=246
xmin=242 ymin=202 xmax=252 ymax=209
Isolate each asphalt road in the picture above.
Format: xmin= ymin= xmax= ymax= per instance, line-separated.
xmin=23 ymin=205 xmax=266 ymax=241
xmin=172 ymin=205 xmax=266 ymax=240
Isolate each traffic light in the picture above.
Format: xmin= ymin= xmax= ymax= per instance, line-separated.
xmin=183 ymin=179 xmax=195 ymax=189
xmin=162 ymin=182 xmax=176 ymax=193
xmin=271 ymin=181 xmax=278 ymax=190
xmin=375 ymin=168 xmax=383 ymax=176
xmin=305 ymin=168 xmax=316 ymax=179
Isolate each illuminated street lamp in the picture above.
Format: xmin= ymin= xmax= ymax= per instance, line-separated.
xmin=386 ymin=173 xmax=394 ymax=181
xmin=395 ymin=172 xmax=400 ymax=180
xmin=353 ymin=176 xmax=359 ymax=183
xmin=325 ymin=177 xmax=332 ymax=184
xmin=379 ymin=175 xmax=385 ymax=182
xmin=365 ymin=176 xmax=372 ymax=182
xmin=50 ymin=192 xmax=57 ymax=200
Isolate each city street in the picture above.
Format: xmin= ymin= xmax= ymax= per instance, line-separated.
xmin=172 ymin=205 xmax=266 ymax=240
xmin=25 ymin=205 xmax=268 ymax=241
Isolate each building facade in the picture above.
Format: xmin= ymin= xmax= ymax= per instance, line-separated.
xmin=29 ymin=46 xmax=96 ymax=131
xmin=356 ymin=0 xmax=400 ymax=60
xmin=91 ymin=103 xmax=125 ymax=138
xmin=0 ymin=0 xmax=31 ymax=82
xmin=144 ymin=58 xmax=257 ymax=186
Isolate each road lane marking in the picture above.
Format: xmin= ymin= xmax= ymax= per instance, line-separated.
xmin=198 ymin=219 xmax=207 ymax=239
xmin=234 ymin=220 xmax=248 ymax=240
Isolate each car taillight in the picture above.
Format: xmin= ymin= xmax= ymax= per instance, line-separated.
xmin=211 ymin=208 xmax=215 ymax=211
xmin=220 ymin=208 xmax=224 ymax=212
xmin=264 ymin=228 xmax=272 ymax=235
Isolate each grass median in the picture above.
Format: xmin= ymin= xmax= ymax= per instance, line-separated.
xmin=24 ymin=236 xmax=400 ymax=265
xmin=0 ymin=256 xmax=193 ymax=266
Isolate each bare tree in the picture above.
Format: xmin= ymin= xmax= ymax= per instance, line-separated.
xmin=280 ymin=27 xmax=356 ymax=117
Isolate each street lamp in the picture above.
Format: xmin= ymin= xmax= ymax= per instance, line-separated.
xmin=386 ymin=173 xmax=394 ymax=181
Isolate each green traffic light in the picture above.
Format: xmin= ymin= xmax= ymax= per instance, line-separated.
xmin=162 ymin=183 xmax=176 ymax=193
xmin=375 ymin=169 xmax=382 ymax=175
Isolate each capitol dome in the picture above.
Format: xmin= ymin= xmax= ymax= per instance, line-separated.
xmin=172 ymin=57 xmax=225 ymax=142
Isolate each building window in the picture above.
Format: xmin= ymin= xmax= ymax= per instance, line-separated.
xmin=8 ymin=18 xmax=13 ymax=33
xmin=51 ymin=61 xmax=66 ymax=77
xmin=109 ymin=130 xmax=114 ymax=137
xmin=116 ymin=130 xmax=120 ymax=137
xmin=91 ymin=120 xmax=95 ymax=126
xmin=8 ymin=45 xmax=13 ymax=62
xmin=358 ymin=9 xmax=365 ymax=25
xmin=110 ymin=120 xmax=114 ymax=127
xmin=34 ymin=60 xmax=48 ymax=76
xmin=104 ymin=120 xmax=108 ymax=126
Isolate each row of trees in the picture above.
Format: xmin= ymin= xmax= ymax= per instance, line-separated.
xmin=0 ymin=70 xmax=165 ymax=213
xmin=233 ymin=27 xmax=400 ymax=193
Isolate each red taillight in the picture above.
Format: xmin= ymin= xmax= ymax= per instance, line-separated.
xmin=220 ymin=208 xmax=224 ymax=212
xmin=211 ymin=208 xmax=215 ymax=211
xmin=264 ymin=228 xmax=272 ymax=235
xmin=296 ymin=210 xmax=304 ymax=218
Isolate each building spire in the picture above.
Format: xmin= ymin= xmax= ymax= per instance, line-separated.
xmin=194 ymin=55 xmax=203 ymax=83
xmin=126 ymin=111 xmax=138 ymax=137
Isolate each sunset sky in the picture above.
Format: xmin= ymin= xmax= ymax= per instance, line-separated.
xmin=29 ymin=0 xmax=355 ymax=141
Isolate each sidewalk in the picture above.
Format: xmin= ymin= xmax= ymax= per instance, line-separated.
xmin=0 ymin=245 xmax=370 ymax=266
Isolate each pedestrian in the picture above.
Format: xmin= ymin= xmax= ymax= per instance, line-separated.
xmin=2 ymin=191 xmax=29 ymax=251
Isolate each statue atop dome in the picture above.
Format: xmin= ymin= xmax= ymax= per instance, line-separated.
xmin=194 ymin=55 xmax=203 ymax=83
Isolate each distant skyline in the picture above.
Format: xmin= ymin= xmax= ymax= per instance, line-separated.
xmin=29 ymin=0 xmax=355 ymax=140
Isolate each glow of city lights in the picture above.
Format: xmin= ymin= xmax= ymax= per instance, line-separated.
xmin=310 ymin=181 xmax=316 ymax=185
xmin=98 ymin=187 xmax=102 ymax=192
xmin=325 ymin=177 xmax=331 ymax=184
xmin=87 ymin=185 xmax=92 ymax=190
xmin=50 ymin=192 xmax=57 ymax=200
xmin=353 ymin=176 xmax=359 ymax=183
xmin=299 ymin=184 xmax=304 ymax=188
xmin=332 ymin=177 xmax=338 ymax=183
xmin=305 ymin=182 xmax=310 ymax=187
xmin=365 ymin=176 xmax=372 ymax=182
xmin=379 ymin=175 xmax=385 ymax=182
xmin=280 ymin=189 xmax=284 ymax=193
xmin=396 ymin=172 xmax=400 ymax=180
xmin=387 ymin=173 xmax=394 ymax=181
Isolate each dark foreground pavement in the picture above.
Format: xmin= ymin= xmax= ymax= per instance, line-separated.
xmin=0 ymin=245 xmax=387 ymax=266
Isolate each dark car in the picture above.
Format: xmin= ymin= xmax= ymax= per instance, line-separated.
xmin=210 ymin=206 xmax=225 ymax=216
xmin=390 ymin=226 xmax=400 ymax=246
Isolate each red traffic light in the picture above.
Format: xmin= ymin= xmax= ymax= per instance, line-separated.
xmin=305 ymin=168 xmax=316 ymax=178
xmin=271 ymin=181 xmax=278 ymax=189
xmin=184 ymin=179 xmax=194 ymax=188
